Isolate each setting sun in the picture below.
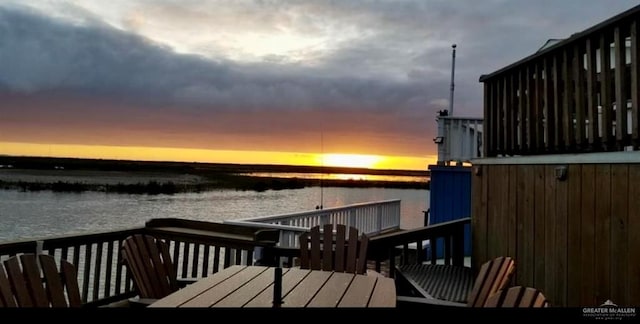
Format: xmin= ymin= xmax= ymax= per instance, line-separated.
xmin=321 ymin=154 xmax=383 ymax=169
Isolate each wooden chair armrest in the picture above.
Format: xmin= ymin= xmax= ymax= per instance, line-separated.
xmin=396 ymin=296 xmax=466 ymax=308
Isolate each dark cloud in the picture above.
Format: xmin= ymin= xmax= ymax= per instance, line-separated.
xmin=0 ymin=5 xmax=430 ymax=113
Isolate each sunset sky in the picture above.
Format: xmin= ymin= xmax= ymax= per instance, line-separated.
xmin=1 ymin=0 xmax=638 ymax=170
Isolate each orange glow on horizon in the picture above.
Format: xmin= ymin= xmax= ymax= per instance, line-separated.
xmin=0 ymin=142 xmax=436 ymax=171
xmin=321 ymin=154 xmax=383 ymax=169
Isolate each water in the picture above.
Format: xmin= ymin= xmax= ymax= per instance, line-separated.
xmin=0 ymin=187 xmax=429 ymax=243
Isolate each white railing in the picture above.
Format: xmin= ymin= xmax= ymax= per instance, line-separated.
xmin=435 ymin=116 xmax=483 ymax=165
xmin=224 ymin=199 xmax=401 ymax=248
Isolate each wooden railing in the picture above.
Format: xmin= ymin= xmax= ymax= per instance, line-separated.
xmin=0 ymin=219 xmax=279 ymax=307
xmin=0 ymin=216 xmax=469 ymax=307
xmin=368 ymin=217 xmax=470 ymax=278
xmin=262 ymin=217 xmax=471 ymax=277
xmin=480 ymin=5 xmax=640 ymax=157
xmin=224 ymin=199 xmax=402 ymax=249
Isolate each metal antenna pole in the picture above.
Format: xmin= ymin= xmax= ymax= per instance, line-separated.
xmin=449 ymin=44 xmax=456 ymax=116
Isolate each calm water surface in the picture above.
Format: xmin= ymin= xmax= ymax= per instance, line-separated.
xmin=0 ymin=187 xmax=429 ymax=242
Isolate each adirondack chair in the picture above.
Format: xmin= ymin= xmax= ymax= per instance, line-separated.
xmin=298 ymin=224 xmax=369 ymax=275
xmin=484 ymin=286 xmax=549 ymax=307
xmin=396 ymin=256 xmax=516 ymax=307
xmin=120 ymin=234 xmax=190 ymax=305
xmin=0 ymin=254 xmax=82 ymax=307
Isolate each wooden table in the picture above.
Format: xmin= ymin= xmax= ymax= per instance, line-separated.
xmin=149 ymin=265 xmax=396 ymax=308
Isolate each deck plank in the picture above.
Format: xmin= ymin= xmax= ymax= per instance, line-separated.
xmin=243 ymin=268 xmax=310 ymax=307
xmin=149 ymin=265 xmax=246 ymax=307
xmin=181 ymin=266 xmax=267 ymax=307
xmin=368 ymin=277 xmax=396 ymax=307
xmin=337 ymin=274 xmax=375 ymax=308
xmin=213 ymin=267 xmax=289 ymax=307
xmin=282 ymin=270 xmax=332 ymax=307
xmin=307 ymin=272 xmax=353 ymax=307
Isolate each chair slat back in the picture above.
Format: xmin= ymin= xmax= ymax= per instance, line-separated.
xmin=0 ymin=254 xmax=81 ymax=307
xmin=121 ymin=234 xmax=178 ymax=299
xmin=466 ymin=256 xmax=515 ymax=307
xmin=298 ymin=224 xmax=369 ymax=274
xmin=484 ymin=286 xmax=549 ymax=307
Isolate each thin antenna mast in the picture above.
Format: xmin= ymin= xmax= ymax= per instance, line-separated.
xmin=449 ymin=44 xmax=456 ymax=116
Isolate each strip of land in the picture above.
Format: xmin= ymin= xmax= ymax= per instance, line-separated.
xmin=0 ymin=156 xmax=429 ymax=193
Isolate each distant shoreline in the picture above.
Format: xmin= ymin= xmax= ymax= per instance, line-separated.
xmin=0 ymin=156 xmax=430 ymax=193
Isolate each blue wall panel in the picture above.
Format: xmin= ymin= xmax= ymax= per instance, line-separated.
xmin=428 ymin=165 xmax=472 ymax=256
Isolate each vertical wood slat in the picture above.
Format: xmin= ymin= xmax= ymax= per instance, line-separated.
xmin=82 ymin=244 xmax=92 ymax=303
xmin=487 ymin=81 xmax=500 ymax=156
xmin=614 ymin=26 xmax=628 ymax=145
xmin=544 ymin=58 xmax=554 ymax=151
xmin=213 ymin=246 xmax=221 ymax=274
xmin=543 ymin=165 xmax=557 ymax=305
xmin=495 ymin=78 xmax=503 ymax=154
xmin=519 ymin=69 xmax=527 ymax=152
xmin=223 ymin=247 xmax=232 ymax=268
xmin=504 ymin=76 xmax=512 ymax=154
xmin=562 ymin=49 xmax=574 ymax=150
xmin=492 ymin=81 xmax=500 ymax=155
xmin=580 ymin=165 xmax=596 ymax=306
xmin=191 ymin=244 xmax=200 ymax=278
xmin=171 ymin=240 xmax=180 ymax=276
xmin=181 ymin=242 xmax=190 ymax=278
xmin=555 ymin=163 xmax=568 ymax=307
xmin=553 ymin=55 xmax=563 ymax=149
xmin=483 ymin=82 xmax=492 ymax=156
xmin=600 ymin=32 xmax=613 ymax=148
xmin=610 ymin=165 xmax=628 ymax=304
xmin=104 ymin=240 xmax=114 ymax=298
xmin=594 ymin=165 xmax=611 ymax=304
xmin=535 ymin=62 xmax=544 ymax=152
xmin=631 ymin=21 xmax=640 ymax=147
xmin=566 ymin=165 xmax=582 ymax=306
xmin=509 ymin=74 xmax=518 ymax=153
xmin=92 ymin=241 xmax=103 ymax=300
xmin=628 ymin=165 xmax=640 ymax=305
xmin=61 ymin=247 xmax=69 ymax=261
xmin=533 ymin=165 xmax=546 ymax=290
xmin=586 ymin=37 xmax=599 ymax=147
xmin=234 ymin=249 xmax=242 ymax=265
xmin=114 ymin=240 xmax=124 ymax=295
xmin=72 ymin=245 xmax=80 ymax=280
xmin=202 ymin=245 xmax=210 ymax=277
xmin=573 ymin=43 xmax=585 ymax=148
xmin=526 ymin=66 xmax=535 ymax=152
